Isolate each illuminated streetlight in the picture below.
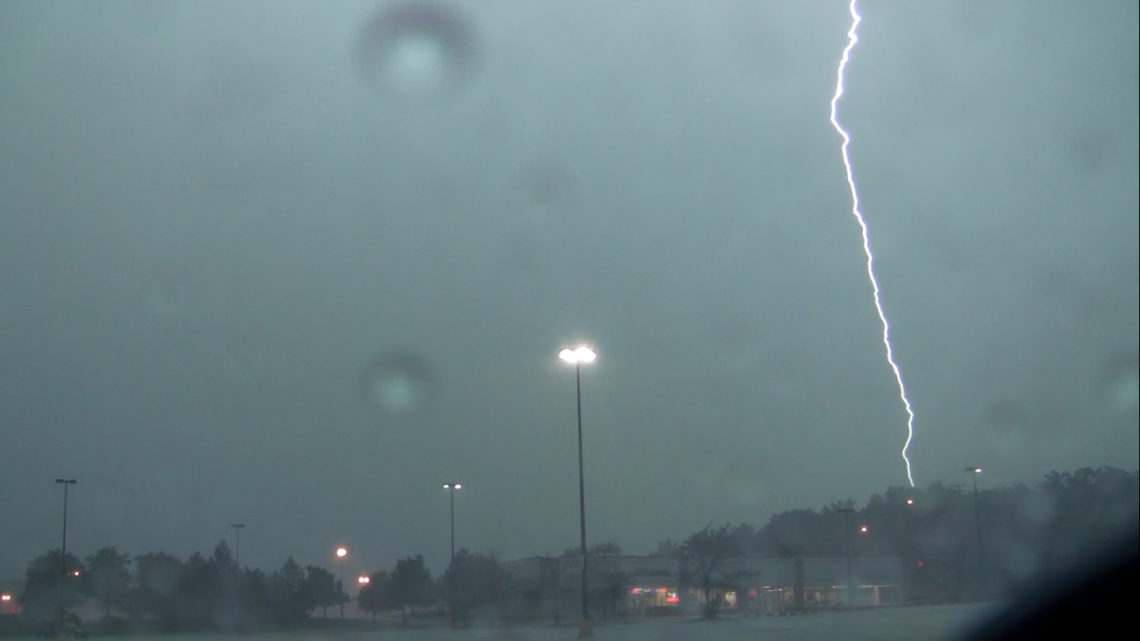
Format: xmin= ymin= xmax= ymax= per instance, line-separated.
xmin=559 ymin=346 xmax=597 ymax=364
xmin=335 ymin=546 xmax=348 ymax=619
xmin=559 ymin=344 xmax=596 ymax=638
xmin=55 ymin=478 xmax=77 ymax=624
xmin=965 ymin=466 xmax=986 ymax=594
xmin=442 ymin=483 xmax=463 ymax=566
xmin=859 ymin=525 xmax=869 ymax=533
xmin=442 ymin=482 xmax=463 ymax=627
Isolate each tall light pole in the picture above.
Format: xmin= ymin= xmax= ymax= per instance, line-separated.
xmin=230 ymin=523 xmax=245 ymax=569
xmin=965 ymin=466 xmax=985 ymax=595
xmin=442 ymin=483 xmax=463 ymax=566
xmin=837 ymin=506 xmax=854 ymax=606
xmin=442 ymin=482 xmax=462 ymax=627
xmin=336 ymin=546 xmax=348 ymax=619
xmin=55 ymin=479 xmax=77 ymax=624
xmin=559 ymin=344 xmax=596 ymax=638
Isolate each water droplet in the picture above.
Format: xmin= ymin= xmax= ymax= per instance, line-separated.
xmin=355 ymin=1 xmax=478 ymax=102
xmin=1100 ymin=356 xmax=1138 ymax=414
xmin=360 ymin=352 xmax=435 ymax=415
xmin=145 ymin=267 xmax=187 ymax=319
xmin=517 ymin=160 xmax=576 ymax=212
xmin=981 ymin=399 xmax=1031 ymax=454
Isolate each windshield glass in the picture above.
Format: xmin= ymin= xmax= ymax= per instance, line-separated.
xmin=1 ymin=1 xmax=1136 ymax=640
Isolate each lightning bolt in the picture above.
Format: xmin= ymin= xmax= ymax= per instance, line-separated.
xmin=829 ymin=0 xmax=917 ymax=487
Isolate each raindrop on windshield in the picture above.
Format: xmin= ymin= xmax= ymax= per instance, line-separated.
xmin=360 ymin=352 xmax=435 ymax=415
xmin=1100 ymin=355 xmax=1139 ymax=415
xmin=355 ymin=1 xmax=478 ymax=102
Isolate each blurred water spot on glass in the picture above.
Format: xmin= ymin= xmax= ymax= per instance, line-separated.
xmin=355 ymin=0 xmax=478 ymax=101
xmin=145 ymin=267 xmax=188 ymax=319
xmin=1099 ymin=355 xmax=1138 ymax=414
xmin=361 ymin=352 xmax=435 ymax=415
xmin=517 ymin=159 xmax=577 ymax=215
xmin=993 ymin=537 xmax=1039 ymax=581
xmin=981 ymin=399 xmax=1030 ymax=454
xmin=1019 ymin=490 xmax=1056 ymax=525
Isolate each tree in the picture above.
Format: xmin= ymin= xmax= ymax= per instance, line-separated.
xmin=208 ymin=541 xmax=243 ymax=630
xmin=304 ymin=565 xmax=341 ymax=619
xmin=132 ymin=552 xmax=183 ymax=629
xmin=266 ymin=558 xmax=312 ymax=624
xmin=442 ymin=550 xmax=508 ymax=623
xmin=175 ymin=552 xmax=219 ymax=629
xmin=388 ymin=555 xmax=434 ymax=625
xmin=85 ymin=546 xmax=132 ymax=618
xmin=357 ymin=570 xmax=391 ymax=625
xmin=682 ymin=524 xmax=745 ymax=618
xmin=757 ymin=509 xmax=827 ymax=557
xmin=19 ymin=550 xmax=85 ymax=625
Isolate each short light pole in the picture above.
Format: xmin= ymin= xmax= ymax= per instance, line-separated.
xmin=336 ymin=546 xmax=348 ymax=619
xmin=559 ymin=344 xmax=596 ymax=638
xmin=838 ymin=506 xmax=854 ymax=606
xmin=230 ymin=523 xmax=245 ymax=569
xmin=55 ymin=479 xmax=77 ymax=624
xmin=965 ymin=466 xmax=985 ymax=596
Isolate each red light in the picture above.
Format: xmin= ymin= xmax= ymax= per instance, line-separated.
xmin=748 ymin=589 xmax=758 ymax=597
xmin=916 ymin=560 xmax=924 ymax=567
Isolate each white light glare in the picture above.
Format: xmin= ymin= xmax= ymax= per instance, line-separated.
xmin=559 ymin=346 xmax=597 ymax=364
xmin=829 ymin=0 xmax=918 ymax=487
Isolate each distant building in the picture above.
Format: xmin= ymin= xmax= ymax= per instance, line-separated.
xmin=501 ymin=555 xmax=903 ymax=620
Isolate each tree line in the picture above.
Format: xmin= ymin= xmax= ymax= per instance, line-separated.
xmin=12 ymin=465 xmax=1136 ymax=631
xmin=14 ymin=542 xmax=516 ymax=632
xmin=661 ymin=465 xmax=1138 ymax=611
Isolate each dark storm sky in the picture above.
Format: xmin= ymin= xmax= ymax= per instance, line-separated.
xmin=1 ymin=0 xmax=1136 ymax=581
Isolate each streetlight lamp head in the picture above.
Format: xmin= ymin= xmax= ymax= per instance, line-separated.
xmin=559 ymin=345 xmax=596 ymax=364
xmin=336 ymin=547 xmax=348 ymax=558
xmin=906 ymin=497 xmax=915 ymax=505
xmin=454 ymin=482 xmax=462 ymax=489
xmin=968 ymin=466 xmax=983 ymax=474
xmin=859 ymin=525 xmax=869 ymax=533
